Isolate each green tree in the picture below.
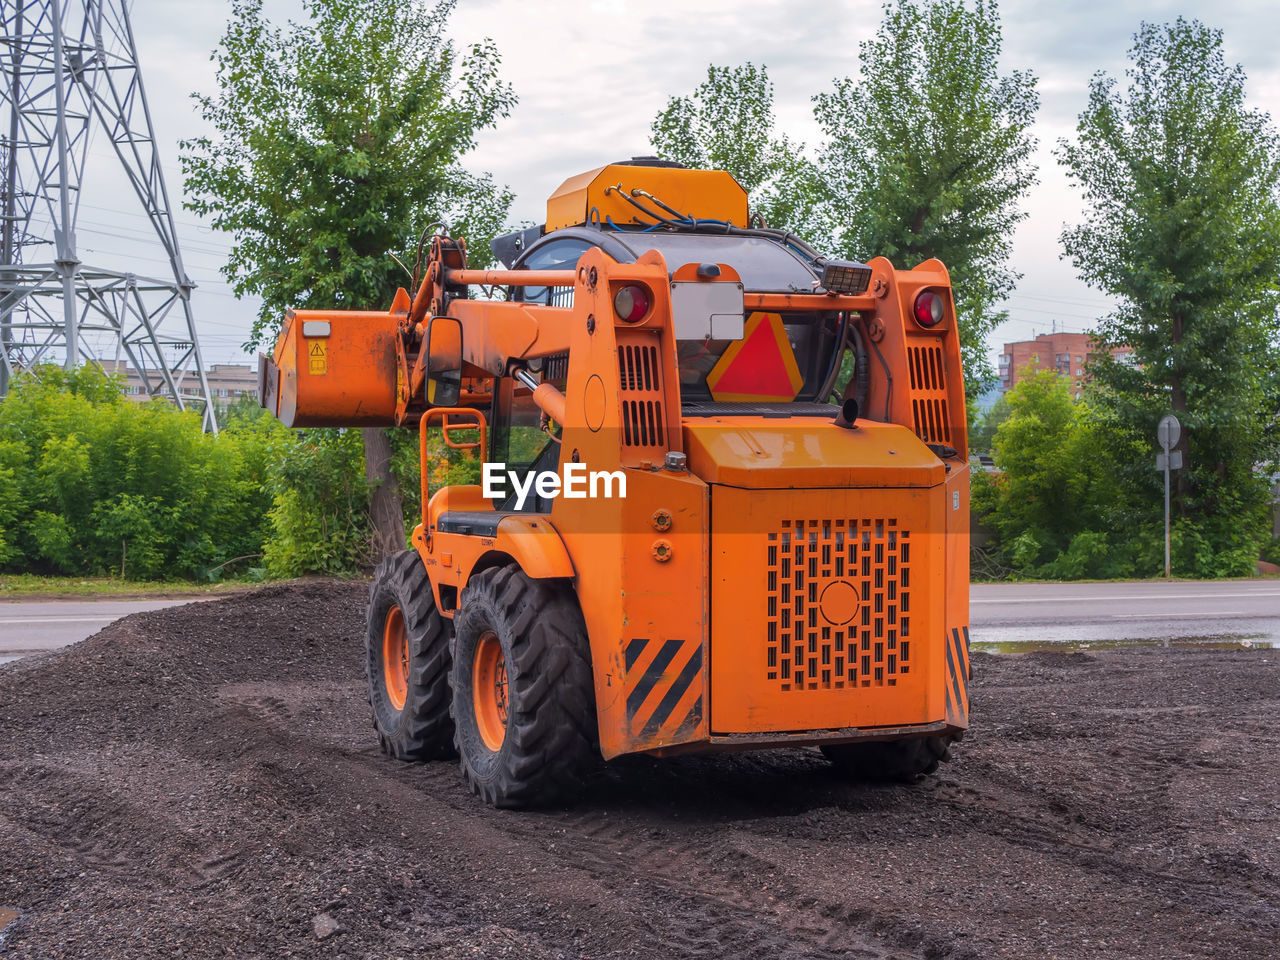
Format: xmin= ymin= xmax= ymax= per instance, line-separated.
xmin=1058 ymin=18 xmax=1280 ymax=575
xmin=650 ymin=63 xmax=830 ymax=243
xmin=973 ymin=369 xmax=1146 ymax=579
xmin=814 ymin=0 xmax=1038 ymax=394
xmin=969 ymin=392 xmax=1011 ymax=451
xmin=182 ymin=0 xmax=515 ymax=558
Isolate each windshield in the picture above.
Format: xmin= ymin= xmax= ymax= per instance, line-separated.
xmin=611 ymin=234 xmax=837 ymax=403
xmin=515 ymin=229 xmax=842 ymax=405
xmin=675 ymin=311 xmax=843 ymax=404
xmin=611 ymin=233 xmax=818 ymax=293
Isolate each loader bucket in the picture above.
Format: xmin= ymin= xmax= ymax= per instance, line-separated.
xmin=259 ymin=309 xmax=400 ymax=427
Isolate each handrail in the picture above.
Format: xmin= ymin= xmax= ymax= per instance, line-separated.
xmin=419 ymin=408 xmax=488 ymax=528
xmin=447 ymin=268 xmax=577 ymax=287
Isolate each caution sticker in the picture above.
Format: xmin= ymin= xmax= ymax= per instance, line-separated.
xmin=706 ymin=311 xmax=803 ymax=402
xmin=308 ymin=339 xmax=327 ymax=376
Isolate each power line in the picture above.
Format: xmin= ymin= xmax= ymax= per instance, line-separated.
xmin=1 ymin=0 xmax=217 ymax=429
xmin=1007 ymin=291 xmax=1115 ymax=309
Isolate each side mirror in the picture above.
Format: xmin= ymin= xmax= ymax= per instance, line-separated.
xmin=425 ymin=316 xmax=462 ymax=407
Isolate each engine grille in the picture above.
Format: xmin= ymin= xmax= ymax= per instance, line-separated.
xmin=765 ymin=517 xmax=911 ymax=692
xmin=907 ymin=344 xmax=951 ymax=445
xmin=618 ymin=340 xmax=665 ymax=450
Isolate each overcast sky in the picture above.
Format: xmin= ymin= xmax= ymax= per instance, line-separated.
xmin=68 ymin=0 xmax=1280 ymax=367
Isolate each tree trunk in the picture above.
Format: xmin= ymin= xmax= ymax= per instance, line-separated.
xmin=363 ymin=427 xmax=406 ymax=561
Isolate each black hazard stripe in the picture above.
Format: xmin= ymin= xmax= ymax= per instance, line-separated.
xmin=626 ymin=639 xmax=682 ymax=718
xmin=624 ymin=636 xmax=648 ymax=672
xmin=945 ymin=627 xmax=969 ymax=726
xmin=639 ymin=645 xmax=702 ymax=740
xmin=624 ymin=638 xmax=704 ymax=742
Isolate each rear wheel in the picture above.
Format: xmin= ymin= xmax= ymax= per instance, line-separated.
xmin=366 ymin=550 xmax=455 ymax=760
xmin=451 ymin=566 xmax=597 ymax=808
xmin=821 ymin=734 xmax=959 ymax=783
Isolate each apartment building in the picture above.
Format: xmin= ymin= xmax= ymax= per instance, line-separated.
xmin=998 ymin=332 xmax=1133 ymax=396
xmin=100 ymin=360 xmax=257 ymax=403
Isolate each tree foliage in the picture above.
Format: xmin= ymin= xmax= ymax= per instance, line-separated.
xmin=182 ymin=0 xmax=516 ymax=560
xmin=650 ymin=63 xmax=829 ymax=243
xmin=182 ymin=0 xmax=516 ymax=347
xmin=0 ymin=367 xmax=407 ymax=581
xmin=0 ymin=367 xmax=277 ymax=580
xmin=973 ymin=369 xmax=1150 ymax=579
xmin=969 ymin=392 xmax=1011 ymax=452
xmin=1058 ymin=18 xmax=1280 ymax=572
xmin=814 ymin=0 xmax=1038 ymax=392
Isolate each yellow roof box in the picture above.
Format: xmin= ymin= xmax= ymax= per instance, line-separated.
xmin=546 ymin=159 xmax=748 ymax=232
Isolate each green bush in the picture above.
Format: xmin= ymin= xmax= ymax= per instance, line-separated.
xmin=0 ymin=366 xmax=282 ymax=579
xmin=0 ymin=365 xmax=416 ymax=581
xmin=976 ymin=369 xmax=1148 ymax=579
xmin=262 ymin=427 xmax=371 ymax=578
xmin=974 ymin=368 xmax=1272 ymax=580
xmin=1261 ymin=534 xmax=1280 ymax=567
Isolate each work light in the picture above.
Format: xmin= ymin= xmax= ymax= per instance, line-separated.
xmin=817 ymin=258 xmax=873 ymax=295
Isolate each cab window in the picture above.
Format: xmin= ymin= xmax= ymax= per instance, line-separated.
xmin=516 ymin=238 xmax=593 ymax=306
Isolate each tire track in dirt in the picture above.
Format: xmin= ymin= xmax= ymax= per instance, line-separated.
xmin=2 ymin=581 xmax=1279 ymax=959
xmin=200 ymin=689 xmax=914 ymax=958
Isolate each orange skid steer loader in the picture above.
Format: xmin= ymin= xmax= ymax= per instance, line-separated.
xmin=259 ymin=159 xmax=971 ymax=808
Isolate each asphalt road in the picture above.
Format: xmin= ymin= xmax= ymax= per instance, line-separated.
xmin=971 ymin=579 xmax=1280 ymax=648
xmin=0 ymin=600 xmax=193 ymax=665
xmin=1 ymin=581 xmax=1277 ymax=666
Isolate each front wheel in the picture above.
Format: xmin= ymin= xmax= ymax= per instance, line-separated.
xmin=451 ymin=566 xmax=597 ymax=808
xmin=821 ymin=734 xmax=959 ymax=783
xmin=366 ymin=550 xmax=455 ymax=760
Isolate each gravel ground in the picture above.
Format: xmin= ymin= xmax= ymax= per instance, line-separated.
xmin=1 ymin=581 xmax=1277 ymax=959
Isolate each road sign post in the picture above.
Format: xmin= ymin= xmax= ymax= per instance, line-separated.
xmin=1157 ymin=415 xmax=1182 ymax=578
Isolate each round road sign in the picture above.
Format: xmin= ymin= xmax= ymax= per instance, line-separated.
xmin=1158 ymin=414 xmax=1181 ymax=451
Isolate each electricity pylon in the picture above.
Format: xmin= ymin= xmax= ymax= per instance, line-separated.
xmin=0 ymin=0 xmax=216 ymax=431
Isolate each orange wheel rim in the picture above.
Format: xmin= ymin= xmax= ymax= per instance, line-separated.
xmin=472 ymin=630 xmax=508 ymax=751
xmin=382 ymin=605 xmax=409 ymax=711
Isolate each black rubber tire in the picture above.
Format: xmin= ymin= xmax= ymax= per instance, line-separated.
xmin=450 ymin=565 xmax=597 ymax=808
xmin=366 ymin=550 xmax=455 ymax=761
xmin=821 ymin=733 xmax=959 ymax=783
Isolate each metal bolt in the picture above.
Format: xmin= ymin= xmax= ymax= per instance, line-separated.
xmin=664 ymin=451 xmax=687 ymax=473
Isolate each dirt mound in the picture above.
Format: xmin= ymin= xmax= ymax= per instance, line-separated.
xmin=2 ymin=582 xmax=1278 ymax=959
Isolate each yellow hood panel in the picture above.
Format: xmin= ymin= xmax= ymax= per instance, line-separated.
xmin=682 ymin=418 xmax=945 ymax=488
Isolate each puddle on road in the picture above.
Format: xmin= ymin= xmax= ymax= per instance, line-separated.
xmin=972 ymin=634 xmax=1274 ymax=655
xmin=0 ymin=656 xmax=20 ymax=666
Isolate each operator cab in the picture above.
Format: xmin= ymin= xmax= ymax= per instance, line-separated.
xmin=492 ymin=223 xmax=847 ymax=413
xmin=485 ymin=158 xmax=874 ymax=512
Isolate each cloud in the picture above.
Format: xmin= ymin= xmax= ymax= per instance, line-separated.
xmin=88 ymin=0 xmax=1280 ymax=364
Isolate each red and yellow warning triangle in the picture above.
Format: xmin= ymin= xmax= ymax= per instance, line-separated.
xmin=706 ymin=311 xmax=804 ymax=402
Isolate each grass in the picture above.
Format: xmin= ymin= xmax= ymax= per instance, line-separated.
xmin=0 ymin=573 xmax=265 ymax=600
